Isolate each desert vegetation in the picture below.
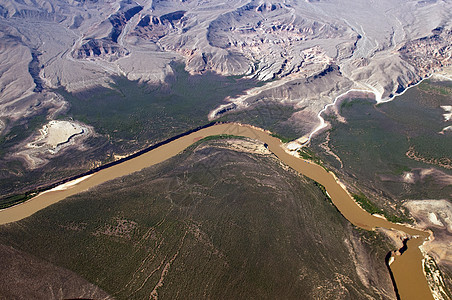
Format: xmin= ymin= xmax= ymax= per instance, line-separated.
xmin=0 ymin=138 xmax=395 ymax=299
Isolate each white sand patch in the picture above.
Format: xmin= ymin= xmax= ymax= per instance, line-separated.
xmin=31 ymin=120 xmax=85 ymax=149
xmin=402 ymin=172 xmax=415 ymax=183
xmin=114 ymin=154 xmax=127 ymax=160
xmin=440 ymin=106 xmax=452 ymax=122
xmin=428 ymin=212 xmax=444 ymax=227
xmin=283 ymin=138 xmax=310 ymax=155
xmin=11 ymin=120 xmax=93 ymax=169
xmin=372 ymin=213 xmax=387 ymax=220
xmin=45 ymin=174 xmax=94 ymax=192
xmin=297 ymin=136 xmax=309 ymax=145
xmin=286 ymin=141 xmax=302 ymax=151
xmin=388 ymin=256 xmax=395 ymax=265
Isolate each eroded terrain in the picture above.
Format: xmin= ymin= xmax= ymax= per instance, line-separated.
xmin=1 ymin=0 xmax=452 ymax=189
xmin=1 ymin=1 xmax=452 ymax=298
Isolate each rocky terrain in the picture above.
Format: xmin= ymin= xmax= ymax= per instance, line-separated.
xmin=1 ymin=1 xmax=452 ymax=297
xmin=1 ymin=0 xmax=451 ymax=171
xmin=400 ymin=27 xmax=452 ymax=78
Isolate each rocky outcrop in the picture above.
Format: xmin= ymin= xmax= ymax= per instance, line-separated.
xmin=109 ymin=5 xmax=143 ymax=43
xmin=400 ymin=27 xmax=452 ymax=78
xmin=72 ymin=2 xmax=142 ymax=60
xmin=2 ymin=0 xmax=450 ymax=97
xmin=74 ymin=39 xmax=129 ymax=61
xmin=133 ymin=10 xmax=186 ymax=42
xmin=202 ymin=1 xmax=356 ymax=80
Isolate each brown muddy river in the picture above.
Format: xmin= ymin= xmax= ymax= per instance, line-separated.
xmin=0 ymin=123 xmax=432 ymax=299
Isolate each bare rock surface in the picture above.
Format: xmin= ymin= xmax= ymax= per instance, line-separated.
xmin=400 ymin=27 xmax=452 ymax=78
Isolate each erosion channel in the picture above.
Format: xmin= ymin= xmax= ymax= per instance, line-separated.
xmin=0 ymin=123 xmax=432 ymax=299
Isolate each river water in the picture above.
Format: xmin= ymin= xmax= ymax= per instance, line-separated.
xmin=0 ymin=123 xmax=432 ymax=299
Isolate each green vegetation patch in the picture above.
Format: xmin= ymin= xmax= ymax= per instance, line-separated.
xmin=340 ymin=98 xmax=372 ymax=113
xmin=0 ymin=192 xmax=37 ymax=209
xmin=298 ymin=147 xmax=328 ymax=170
xmin=418 ymin=79 xmax=451 ymax=95
xmin=0 ymin=114 xmax=47 ymax=158
xmin=352 ymin=193 xmax=411 ymax=224
xmin=353 ymin=193 xmax=383 ymax=215
xmin=391 ymin=164 xmax=411 ymax=176
xmin=313 ymin=83 xmax=452 ymax=208
xmin=0 ymin=63 xmax=259 ymax=199
xmin=270 ymin=133 xmax=293 ymax=143
xmin=57 ymin=63 xmax=258 ymax=151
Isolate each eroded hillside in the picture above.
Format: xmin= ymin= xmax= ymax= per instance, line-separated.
xmin=0 ymin=0 xmax=451 ymax=174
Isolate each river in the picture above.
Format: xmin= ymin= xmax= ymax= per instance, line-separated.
xmin=0 ymin=123 xmax=432 ymax=299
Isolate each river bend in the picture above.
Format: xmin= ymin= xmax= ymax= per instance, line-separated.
xmin=0 ymin=123 xmax=432 ymax=299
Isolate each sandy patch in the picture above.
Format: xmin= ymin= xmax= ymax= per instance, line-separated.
xmin=226 ymin=139 xmax=271 ymax=155
xmin=113 ymin=154 xmax=127 ymax=161
xmin=286 ymin=141 xmax=303 ymax=151
xmin=46 ymin=174 xmax=93 ymax=192
xmin=30 ymin=120 xmax=85 ymax=151
xmin=402 ymin=172 xmax=415 ymax=184
xmin=428 ymin=212 xmax=444 ymax=227
xmin=440 ymin=106 xmax=452 ymax=122
xmin=372 ymin=213 xmax=387 ymax=220
xmin=11 ymin=120 xmax=93 ymax=169
xmin=199 ymin=138 xmax=271 ymax=155
xmin=405 ymin=200 xmax=452 ymax=233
